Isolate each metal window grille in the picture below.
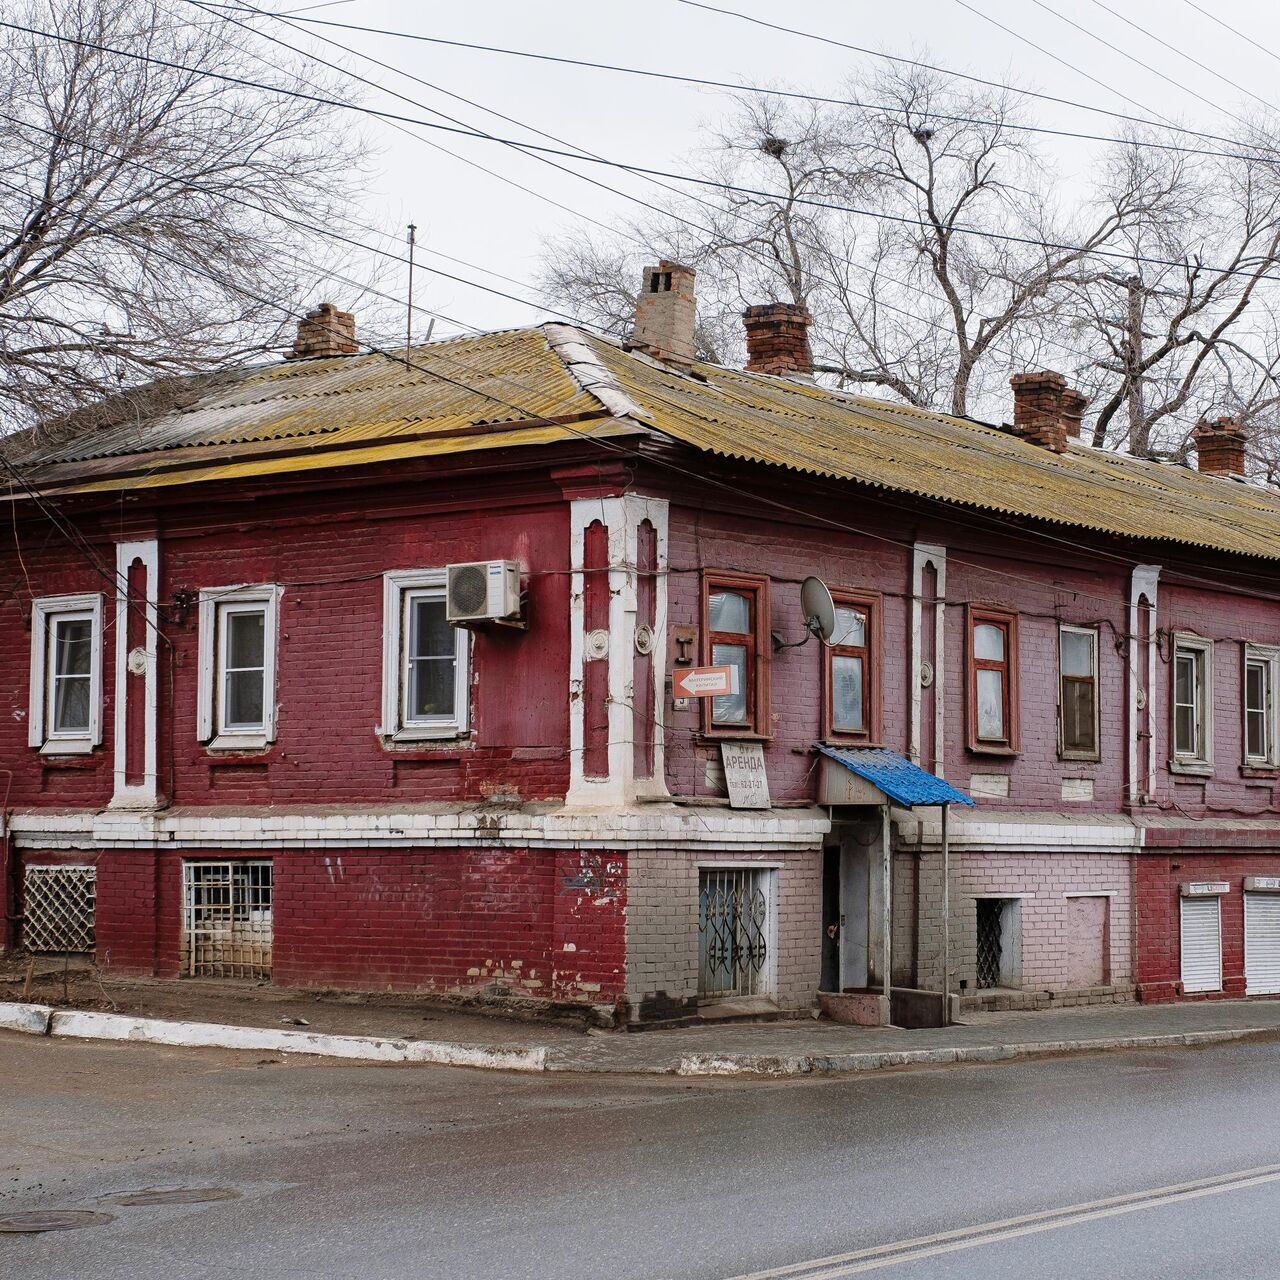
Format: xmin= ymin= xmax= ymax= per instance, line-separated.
xmin=698 ymin=868 xmax=771 ymax=998
xmin=181 ymin=860 xmax=273 ymax=979
xmin=22 ymin=865 xmax=96 ymax=953
xmin=976 ymin=899 xmax=1005 ymax=990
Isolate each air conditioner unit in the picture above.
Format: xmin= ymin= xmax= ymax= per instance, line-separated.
xmin=446 ymin=560 xmax=523 ymax=626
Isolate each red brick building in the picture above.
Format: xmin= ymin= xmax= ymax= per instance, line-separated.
xmin=5 ymin=273 xmax=1280 ymax=1024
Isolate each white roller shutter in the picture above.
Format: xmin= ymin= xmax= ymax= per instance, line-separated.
xmin=1180 ymin=896 xmax=1222 ymax=993
xmin=1245 ymin=893 xmax=1280 ymax=995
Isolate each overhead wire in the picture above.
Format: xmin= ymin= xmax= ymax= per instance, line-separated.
xmin=1085 ymin=0 xmax=1280 ymax=117
xmin=183 ymin=0 xmax=1108 ymax=382
xmin=196 ymin=0 xmax=1272 ymax=165
xmin=9 ymin=8 xmax=1280 ymax=615
xmin=3 ymin=16 xmax=1278 ymax=286
xmin=674 ymin=0 xmax=1261 ymax=153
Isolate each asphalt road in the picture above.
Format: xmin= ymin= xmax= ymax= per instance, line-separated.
xmin=4 ymin=1032 xmax=1280 ymax=1279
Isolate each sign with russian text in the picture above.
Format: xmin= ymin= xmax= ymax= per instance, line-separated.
xmin=672 ymin=665 xmax=737 ymax=699
xmin=1180 ymin=881 xmax=1230 ymax=897
xmin=721 ymin=741 xmax=770 ymax=810
xmin=1245 ymin=876 xmax=1280 ymax=893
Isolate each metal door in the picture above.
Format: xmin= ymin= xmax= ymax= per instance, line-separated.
xmin=698 ymin=868 xmax=770 ymax=998
xmin=1245 ymin=893 xmax=1280 ymax=994
xmin=1180 ymin=896 xmax=1222 ymax=993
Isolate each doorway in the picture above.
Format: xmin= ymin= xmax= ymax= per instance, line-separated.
xmin=819 ymin=838 xmax=870 ymax=992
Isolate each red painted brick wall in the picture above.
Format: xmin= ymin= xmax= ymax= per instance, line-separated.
xmin=1135 ymin=844 xmax=1280 ymax=1002
xmin=0 ymin=474 xmax=573 ymax=812
xmin=21 ymin=846 xmax=625 ymax=1005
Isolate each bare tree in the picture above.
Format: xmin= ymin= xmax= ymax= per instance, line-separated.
xmin=0 ymin=0 xmax=372 ymax=439
xmin=1066 ymin=129 xmax=1280 ymax=459
xmin=538 ymin=64 xmax=1280 ymax=447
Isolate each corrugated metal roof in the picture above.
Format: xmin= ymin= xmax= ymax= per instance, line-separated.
xmin=817 ymin=745 xmax=975 ymax=808
xmin=12 ymin=321 xmax=1280 ymax=562
xmin=21 ymin=328 xmax=602 ymax=464
xmin=585 ymin=336 xmax=1280 ymax=560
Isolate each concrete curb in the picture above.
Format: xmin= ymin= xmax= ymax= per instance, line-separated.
xmin=1 ymin=1001 xmax=1274 ymax=1077
xmin=0 ymin=1002 xmax=545 ymax=1071
xmin=47 ymin=1010 xmax=548 ymax=1071
xmin=0 ymin=1002 xmax=53 ymax=1036
xmin=675 ymin=1027 xmax=1268 ymax=1076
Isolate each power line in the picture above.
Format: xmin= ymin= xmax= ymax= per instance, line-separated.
xmin=1025 ymin=0 xmax=1266 ymax=135
xmin=6 ymin=15 xmax=1278 ymax=286
xmin=1179 ymin=0 xmax=1280 ymax=71
xmin=675 ymin=0 xmax=1260 ymax=153
xmin=1086 ymin=0 xmax=1279 ymax=117
xmin=185 ymin=1 xmax=1105 ymax=376
xmin=195 ymin=1 xmax=1270 ymax=165
xmin=7 ymin=149 xmax=1280 ymax=621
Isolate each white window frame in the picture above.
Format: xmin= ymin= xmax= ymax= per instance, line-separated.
xmin=1171 ymin=634 xmax=1213 ymax=773
xmin=380 ymin=569 xmax=469 ymax=742
xmin=1058 ymin=624 xmax=1100 ymax=761
xmin=1243 ymin=644 xmax=1280 ymax=768
xmin=28 ymin=594 xmax=103 ymax=754
xmin=197 ymin=585 xmax=281 ymax=749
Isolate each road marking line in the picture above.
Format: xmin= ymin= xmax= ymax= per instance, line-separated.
xmin=725 ymin=1163 xmax=1280 ymax=1280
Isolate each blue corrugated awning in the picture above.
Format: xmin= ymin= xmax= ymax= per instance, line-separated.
xmin=816 ymin=745 xmax=975 ymax=808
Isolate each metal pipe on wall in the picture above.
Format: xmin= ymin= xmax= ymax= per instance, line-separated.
xmin=882 ymin=804 xmax=891 ymax=1003
xmin=941 ymin=802 xmax=951 ymax=1027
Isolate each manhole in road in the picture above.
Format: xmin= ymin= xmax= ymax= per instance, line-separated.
xmin=103 ymin=1187 xmax=242 ymax=1208
xmin=0 ymin=1210 xmax=116 ymax=1234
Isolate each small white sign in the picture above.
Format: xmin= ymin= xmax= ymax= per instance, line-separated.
xmin=721 ymin=742 xmax=770 ymax=810
xmin=1245 ymin=876 xmax=1280 ymax=893
xmin=1181 ymin=881 xmax=1230 ymax=897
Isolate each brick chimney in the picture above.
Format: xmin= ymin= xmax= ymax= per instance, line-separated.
xmin=1061 ymin=387 xmax=1087 ymax=441
xmin=289 ymin=302 xmax=358 ymax=360
xmin=629 ymin=261 xmax=696 ymax=366
xmin=1009 ymin=370 xmax=1070 ymax=453
xmin=1193 ymin=416 xmax=1248 ymax=478
xmin=743 ymin=303 xmax=813 ymax=376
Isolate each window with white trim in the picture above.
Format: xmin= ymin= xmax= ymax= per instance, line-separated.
xmin=381 ymin=570 xmax=469 ymax=740
xmin=197 ymin=586 xmax=280 ymax=748
xmin=1172 ymin=634 xmax=1213 ymax=769
xmin=28 ymin=594 xmax=103 ymax=754
xmin=1244 ymin=644 xmax=1280 ymax=767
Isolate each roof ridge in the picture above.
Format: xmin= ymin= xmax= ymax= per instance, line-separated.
xmin=542 ymin=324 xmax=654 ymax=425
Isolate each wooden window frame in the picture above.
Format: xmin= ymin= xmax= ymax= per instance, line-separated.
xmin=966 ymin=605 xmax=1019 ymax=754
xmin=822 ymin=589 xmax=882 ymax=744
xmin=1058 ymin=623 xmax=1101 ymax=762
xmin=701 ymin=571 xmax=770 ymax=738
xmin=379 ymin=569 xmax=470 ymax=742
xmin=1243 ymin=643 xmax=1279 ymax=770
xmin=196 ymin=584 xmax=281 ymax=751
xmin=1170 ymin=633 xmax=1213 ymax=774
xmin=28 ymin=593 xmax=104 ymax=755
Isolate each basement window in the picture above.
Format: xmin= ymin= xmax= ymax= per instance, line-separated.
xmin=28 ymin=594 xmax=103 ymax=755
xmin=197 ymin=585 xmax=281 ymax=750
xmin=181 ymin=860 xmax=272 ymax=979
xmin=380 ymin=569 xmax=470 ymax=741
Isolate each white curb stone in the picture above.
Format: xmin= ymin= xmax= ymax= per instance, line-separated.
xmin=0 ymin=1002 xmax=53 ymax=1035
xmin=676 ymin=1027 xmax=1276 ymax=1076
xmin=45 ymin=1010 xmax=546 ymax=1072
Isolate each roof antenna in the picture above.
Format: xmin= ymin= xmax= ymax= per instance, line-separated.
xmin=406 ymin=221 xmax=417 ymax=350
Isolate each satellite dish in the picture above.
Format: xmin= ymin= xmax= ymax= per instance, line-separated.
xmin=800 ymin=576 xmax=836 ymax=645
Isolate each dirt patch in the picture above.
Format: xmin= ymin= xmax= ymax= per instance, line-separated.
xmin=0 ymin=956 xmax=595 ymax=1048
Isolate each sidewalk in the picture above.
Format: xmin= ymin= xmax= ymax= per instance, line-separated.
xmin=4 ymin=970 xmax=1280 ymax=1075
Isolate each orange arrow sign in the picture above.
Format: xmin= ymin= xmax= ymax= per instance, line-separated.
xmin=672 ymin=665 xmax=737 ymax=698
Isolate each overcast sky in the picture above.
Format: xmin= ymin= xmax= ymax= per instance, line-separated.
xmin=264 ymin=0 xmax=1280 ymax=341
